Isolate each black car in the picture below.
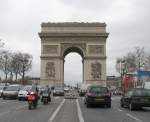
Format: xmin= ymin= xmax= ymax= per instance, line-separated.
xmin=120 ymin=88 xmax=150 ymax=110
xmin=84 ymin=85 xmax=111 ymax=108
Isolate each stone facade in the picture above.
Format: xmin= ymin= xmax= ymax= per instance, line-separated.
xmin=39 ymin=22 xmax=108 ymax=86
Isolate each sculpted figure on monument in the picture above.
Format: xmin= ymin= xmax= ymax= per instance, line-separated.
xmin=91 ymin=62 xmax=101 ymax=79
xmin=46 ymin=62 xmax=55 ymax=78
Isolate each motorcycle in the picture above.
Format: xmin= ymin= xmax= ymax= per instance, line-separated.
xmin=28 ymin=92 xmax=38 ymax=110
xmin=41 ymin=90 xmax=51 ymax=105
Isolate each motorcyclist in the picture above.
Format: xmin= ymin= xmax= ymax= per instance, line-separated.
xmin=30 ymin=84 xmax=39 ymax=104
xmin=44 ymin=85 xmax=51 ymax=102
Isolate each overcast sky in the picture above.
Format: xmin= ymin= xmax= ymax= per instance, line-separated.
xmin=0 ymin=0 xmax=150 ymax=84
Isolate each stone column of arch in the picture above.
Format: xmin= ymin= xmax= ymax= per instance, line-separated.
xmin=39 ymin=22 xmax=108 ymax=86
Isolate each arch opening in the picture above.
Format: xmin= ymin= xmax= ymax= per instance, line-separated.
xmin=63 ymin=47 xmax=83 ymax=87
xmin=63 ymin=46 xmax=84 ymax=59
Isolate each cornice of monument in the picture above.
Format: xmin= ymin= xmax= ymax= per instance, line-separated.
xmin=39 ymin=32 xmax=109 ymax=38
xmin=41 ymin=22 xmax=106 ymax=27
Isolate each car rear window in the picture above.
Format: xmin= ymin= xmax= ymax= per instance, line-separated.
xmin=133 ymin=89 xmax=150 ymax=96
xmin=5 ymin=86 xmax=19 ymax=91
xmin=89 ymin=87 xmax=108 ymax=93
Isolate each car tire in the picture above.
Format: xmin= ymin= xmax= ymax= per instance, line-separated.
xmin=129 ymin=103 xmax=134 ymax=111
xmin=3 ymin=96 xmax=5 ymax=100
xmin=120 ymin=102 xmax=124 ymax=108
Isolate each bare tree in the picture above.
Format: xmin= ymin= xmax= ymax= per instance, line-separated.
xmin=134 ymin=47 xmax=146 ymax=71
xmin=124 ymin=52 xmax=137 ymax=72
xmin=144 ymin=54 xmax=150 ymax=70
xmin=0 ymin=51 xmax=11 ymax=81
xmin=10 ymin=52 xmax=22 ymax=81
xmin=18 ymin=53 xmax=33 ymax=84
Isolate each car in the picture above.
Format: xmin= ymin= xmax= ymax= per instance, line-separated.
xmin=0 ymin=86 xmax=7 ymax=97
xmin=120 ymin=88 xmax=150 ymax=110
xmin=64 ymin=87 xmax=70 ymax=92
xmin=84 ymin=85 xmax=111 ymax=108
xmin=18 ymin=85 xmax=32 ymax=100
xmin=53 ymin=87 xmax=64 ymax=96
xmin=2 ymin=84 xmax=22 ymax=99
xmin=65 ymin=90 xmax=77 ymax=99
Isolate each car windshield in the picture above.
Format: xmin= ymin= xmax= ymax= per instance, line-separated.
xmin=22 ymin=86 xmax=32 ymax=91
xmin=133 ymin=89 xmax=150 ymax=96
xmin=90 ymin=86 xmax=108 ymax=93
xmin=5 ymin=86 xmax=19 ymax=91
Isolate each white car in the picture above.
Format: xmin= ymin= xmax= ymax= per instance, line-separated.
xmin=18 ymin=85 xmax=32 ymax=100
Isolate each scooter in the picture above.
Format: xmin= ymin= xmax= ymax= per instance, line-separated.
xmin=28 ymin=92 xmax=38 ymax=110
xmin=41 ymin=91 xmax=51 ymax=105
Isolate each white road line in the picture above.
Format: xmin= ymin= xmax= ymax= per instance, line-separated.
xmin=117 ymin=108 xmax=123 ymax=112
xmin=126 ymin=113 xmax=143 ymax=122
xmin=54 ymin=97 xmax=59 ymax=100
xmin=0 ymin=111 xmax=10 ymax=117
xmin=15 ymin=105 xmax=28 ymax=110
xmin=48 ymin=99 xmax=65 ymax=122
xmin=76 ymin=99 xmax=84 ymax=122
xmin=0 ymin=101 xmax=10 ymax=105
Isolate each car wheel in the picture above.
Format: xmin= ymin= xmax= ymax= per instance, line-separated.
xmin=120 ymin=102 xmax=124 ymax=108
xmin=129 ymin=103 xmax=134 ymax=111
xmin=3 ymin=96 xmax=5 ymax=100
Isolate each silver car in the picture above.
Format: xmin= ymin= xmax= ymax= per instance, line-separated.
xmin=3 ymin=85 xmax=21 ymax=99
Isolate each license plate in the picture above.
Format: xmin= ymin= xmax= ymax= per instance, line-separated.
xmin=95 ymin=98 xmax=104 ymax=101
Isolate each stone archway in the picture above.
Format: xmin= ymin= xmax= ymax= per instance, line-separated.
xmin=39 ymin=22 xmax=109 ymax=86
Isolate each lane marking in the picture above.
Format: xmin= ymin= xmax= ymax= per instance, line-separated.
xmin=0 ymin=111 xmax=10 ymax=117
xmin=0 ymin=101 xmax=10 ymax=105
xmin=76 ymin=99 xmax=84 ymax=122
xmin=126 ymin=113 xmax=143 ymax=122
xmin=117 ymin=108 xmax=123 ymax=112
xmin=48 ymin=99 xmax=65 ymax=122
xmin=54 ymin=97 xmax=59 ymax=100
xmin=15 ymin=105 xmax=28 ymax=110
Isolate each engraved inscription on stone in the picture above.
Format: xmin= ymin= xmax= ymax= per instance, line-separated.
xmin=91 ymin=62 xmax=101 ymax=80
xmin=88 ymin=45 xmax=104 ymax=54
xmin=43 ymin=45 xmax=58 ymax=54
xmin=46 ymin=62 xmax=55 ymax=78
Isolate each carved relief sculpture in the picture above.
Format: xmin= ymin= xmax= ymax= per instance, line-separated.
xmin=46 ymin=62 xmax=55 ymax=78
xmin=88 ymin=45 xmax=104 ymax=55
xmin=91 ymin=62 xmax=101 ymax=80
xmin=43 ymin=45 xmax=58 ymax=54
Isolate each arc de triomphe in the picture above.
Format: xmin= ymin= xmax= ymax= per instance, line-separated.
xmin=39 ymin=22 xmax=109 ymax=86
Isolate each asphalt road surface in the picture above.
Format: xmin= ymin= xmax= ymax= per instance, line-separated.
xmin=0 ymin=95 xmax=150 ymax=122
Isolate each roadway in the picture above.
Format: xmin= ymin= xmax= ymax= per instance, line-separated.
xmin=0 ymin=95 xmax=150 ymax=122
